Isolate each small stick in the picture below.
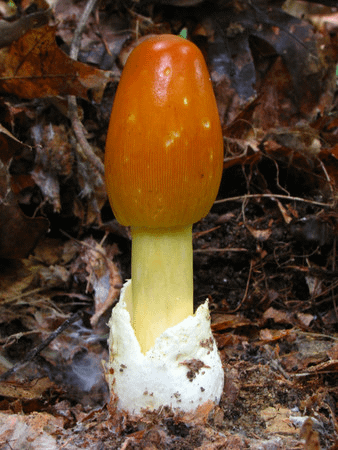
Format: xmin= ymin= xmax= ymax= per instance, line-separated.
xmin=214 ymin=193 xmax=333 ymax=208
xmin=67 ymin=0 xmax=104 ymax=175
xmin=0 ymin=310 xmax=82 ymax=382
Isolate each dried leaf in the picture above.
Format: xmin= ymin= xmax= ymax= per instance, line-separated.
xmin=0 ymin=259 xmax=36 ymax=307
xmin=297 ymin=359 xmax=338 ymax=376
xmin=0 ymin=203 xmax=48 ymax=259
xmin=182 ymin=400 xmax=216 ymax=426
xmin=297 ymin=312 xmax=315 ymax=328
xmin=77 ymin=238 xmax=122 ymax=326
xmin=260 ymin=406 xmax=297 ymax=435
xmin=0 ymin=377 xmax=54 ymax=401
xmin=246 ymin=224 xmax=272 ymax=241
xmin=262 ymin=307 xmax=293 ymax=326
xmin=0 ymin=411 xmax=62 ymax=449
xmin=211 ymin=313 xmax=254 ymax=332
xmin=300 ymin=417 xmax=321 ymax=450
xmin=0 ymin=9 xmax=51 ymax=49
xmin=0 ymin=25 xmax=109 ymax=102
xmin=207 ymin=4 xmax=337 ymax=125
xmin=259 ymin=328 xmax=293 ymax=343
xmin=31 ymin=124 xmax=74 ymax=213
xmin=0 ymin=124 xmax=30 ymax=164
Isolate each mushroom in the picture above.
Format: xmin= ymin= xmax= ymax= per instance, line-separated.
xmin=105 ymin=34 xmax=224 ymax=414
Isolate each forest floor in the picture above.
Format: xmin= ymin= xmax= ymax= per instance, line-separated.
xmin=0 ymin=0 xmax=338 ymax=449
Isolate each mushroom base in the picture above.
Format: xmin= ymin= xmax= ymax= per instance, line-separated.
xmin=105 ymin=280 xmax=224 ymax=415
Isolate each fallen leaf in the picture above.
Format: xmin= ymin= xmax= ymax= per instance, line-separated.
xmin=75 ymin=237 xmax=122 ymax=326
xmin=0 ymin=411 xmax=63 ymax=449
xmin=259 ymin=328 xmax=292 ymax=343
xmin=211 ymin=313 xmax=254 ymax=332
xmin=0 ymin=124 xmax=31 ymax=164
xmin=262 ymin=307 xmax=293 ymax=326
xmin=297 ymin=312 xmax=315 ymax=328
xmin=0 ymin=25 xmax=110 ymax=102
xmin=260 ymin=405 xmax=297 ymax=435
xmin=0 ymin=203 xmax=48 ymax=259
xmin=246 ymin=223 xmax=272 ymax=241
xmin=0 ymin=8 xmax=51 ymax=49
xmin=300 ymin=417 xmax=321 ymax=450
xmin=0 ymin=377 xmax=54 ymax=401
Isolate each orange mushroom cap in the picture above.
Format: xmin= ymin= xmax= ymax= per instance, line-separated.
xmin=105 ymin=34 xmax=223 ymax=228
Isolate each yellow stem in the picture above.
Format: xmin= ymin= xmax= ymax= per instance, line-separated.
xmin=131 ymin=225 xmax=193 ymax=353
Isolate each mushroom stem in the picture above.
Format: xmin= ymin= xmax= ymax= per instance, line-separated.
xmin=131 ymin=225 xmax=193 ymax=353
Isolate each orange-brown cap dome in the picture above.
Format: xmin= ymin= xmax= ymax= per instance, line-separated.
xmin=105 ymin=34 xmax=223 ymax=227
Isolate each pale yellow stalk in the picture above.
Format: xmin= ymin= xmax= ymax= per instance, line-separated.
xmin=131 ymin=225 xmax=193 ymax=353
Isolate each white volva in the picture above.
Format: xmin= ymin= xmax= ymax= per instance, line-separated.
xmin=105 ymin=280 xmax=224 ymax=414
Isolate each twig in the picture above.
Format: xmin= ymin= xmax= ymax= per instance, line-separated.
xmin=69 ymin=0 xmax=98 ymax=61
xmin=214 ymin=193 xmax=334 ymax=208
xmin=68 ymin=99 xmax=104 ymax=175
xmin=229 ymin=258 xmax=253 ymax=313
xmin=1 ymin=287 xmax=46 ymax=305
xmin=67 ymin=0 xmax=104 ymax=176
xmin=0 ymin=310 xmax=82 ymax=381
xmin=193 ymin=226 xmax=221 ymax=239
xmin=193 ymin=247 xmax=247 ymax=253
